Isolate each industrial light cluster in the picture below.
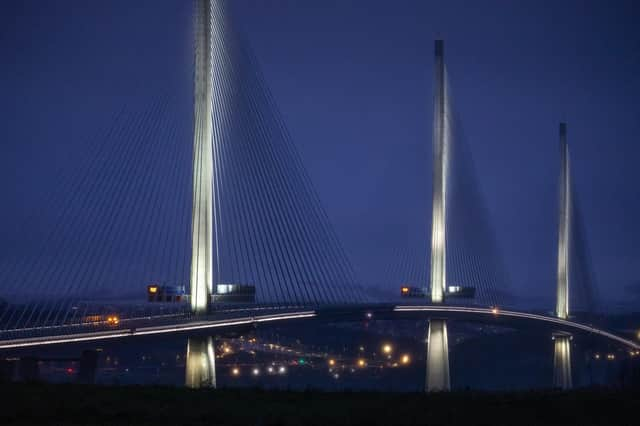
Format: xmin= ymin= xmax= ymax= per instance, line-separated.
xmin=325 ymin=343 xmax=412 ymax=371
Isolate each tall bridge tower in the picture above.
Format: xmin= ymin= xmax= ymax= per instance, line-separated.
xmin=429 ymin=40 xmax=448 ymax=305
xmin=426 ymin=39 xmax=451 ymax=392
xmin=190 ymin=0 xmax=217 ymax=314
xmin=556 ymin=122 xmax=570 ymax=320
xmin=186 ymin=0 xmax=221 ymax=388
xmin=553 ymin=122 xmax=572 ymax=389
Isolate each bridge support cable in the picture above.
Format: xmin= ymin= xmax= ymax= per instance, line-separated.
xmin=47 ymin=99 xmax=182 ymax=327
xmin=232 ymin=13 xmax=363 ymax=304
xmin=443 ymin=79 xmax=511 ymax=308
xmin=5 ymin=102 xmax=164 ymax=329
xmin=199 ymin=0 xmax=364 ymax=308
xmin=238 ymin=36 xmax=364 ymax=304
xmin=0 ymin=92 xmax=196 ymax=336
xmin=569 ymin=198 xmax=598 ymax=315
xmin=51 ymin=98 xmax=185 ymax=327
xmin=0 ymin=106 xmax=126 ymax=294
xmin=3 ymin=98 xmax=168 ymax=330
xmin=211 ymin=3 xmax=311 ymax=306
xmin=0 ymin=108 xmax=137 ymax=330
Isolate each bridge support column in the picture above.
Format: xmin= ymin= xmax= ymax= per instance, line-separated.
xmin=553 ymin=334 xmax=572 ymax=389
xmin=77 ymin=350 xmax=99 ymax=384
xmin=426 ymin=319 xmax=450 ymax=391
xmin=185 ymin=336 xmax=216 ymax=389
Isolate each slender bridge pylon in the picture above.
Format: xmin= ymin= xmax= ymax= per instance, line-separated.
xmin=553 ymin=123 xmax=574 ymax=390
xmin=426 ymin=39 xmax=450 ymax=392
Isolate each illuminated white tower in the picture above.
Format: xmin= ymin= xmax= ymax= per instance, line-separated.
xmin=426 ymin=40 xmax=450 ymax=392
xmin=556 ymin=122 xmax=570 ymax=320
xmin=190 ymin=0 xmax=216 ymax=313
xmin=553 ymin=122 xmax=572 ymax=389
xmin=429 ymin=39 xmax=448 ymax=305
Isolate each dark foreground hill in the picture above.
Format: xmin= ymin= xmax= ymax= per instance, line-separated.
xmin=0 ymin=384 xmax=638 ymax=426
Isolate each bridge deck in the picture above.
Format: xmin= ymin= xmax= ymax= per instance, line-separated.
xmin=0 ymin=305 xmax=638 ymax=351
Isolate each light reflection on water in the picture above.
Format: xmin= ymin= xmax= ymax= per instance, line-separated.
xmin=16 ymin=322 xmax=637 ymax=391
xmin=185 ymin=337 xmax=216 ymax=389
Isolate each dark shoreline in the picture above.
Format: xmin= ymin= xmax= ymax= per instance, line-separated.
xmin=1 ymin=383 xmax=638 ymax=426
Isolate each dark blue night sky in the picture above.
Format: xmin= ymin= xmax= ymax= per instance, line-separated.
xmin=1 ymin=0 xmax=639 ymax=310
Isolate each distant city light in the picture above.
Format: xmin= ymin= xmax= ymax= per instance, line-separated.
xmin=328 ymin=358 xmax=336 ymax=366
xmin=252 ymin=368 xmax=260 ymax=376
xmin=382 ymin=344 xmax=393 ymax=355
xmin=267 ymin=366 xmax=274 ymax=373
xmin=298 ymin=358 xmax=306 ymax=365
xmin=278 ymin=366 xmax=287 ymax=374
xmin=401 ymin=354 xmax=410 ymax=365
xmin=491 ymin=307 xmax=499 ymax=315
xmin=594 ymin=353 xmax=601 ymax=360
xmin=231 ymin=367 xmax=240 ymax=376
xmin=366 ymin=312 xmax=373 ymax=319
xmin=357 ymin=359 xmax=366 ymax=368
xmin=607 ymin=354 xmax=615 ymax=361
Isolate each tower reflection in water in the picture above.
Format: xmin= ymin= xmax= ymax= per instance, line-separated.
xmin=553 ymin=334 xmax=572 ymax=389
xmin=185 ymin=336 xmax=216 ymax=388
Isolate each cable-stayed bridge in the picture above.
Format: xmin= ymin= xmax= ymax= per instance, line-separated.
xmin=0 ymin=1 xmax=637 ymax=391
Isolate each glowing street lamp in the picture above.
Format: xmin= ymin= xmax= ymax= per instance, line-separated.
xmin=382 ymin=344 xmax=393 ymax=355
